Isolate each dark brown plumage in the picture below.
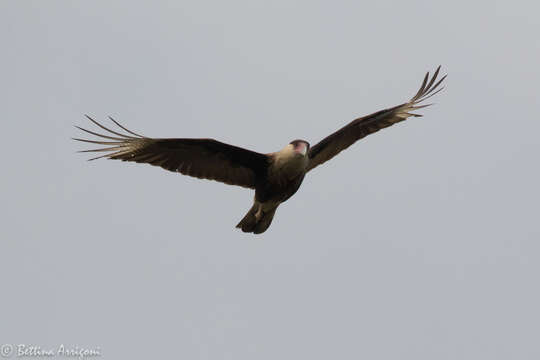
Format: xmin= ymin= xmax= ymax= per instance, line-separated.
xmin=75 ymin=66 xmax=446 ymax=234
xmin=75 ymin=119 xmax=268 ymax=189
xmin=306 ymin=66 xmax=446 ymax=172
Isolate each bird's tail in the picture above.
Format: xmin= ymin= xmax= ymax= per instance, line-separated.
xmin=236 ymin=203 xmax=277 ymax=234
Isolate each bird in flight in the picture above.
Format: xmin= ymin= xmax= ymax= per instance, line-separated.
xmin=75 ymin=66 xmax=446 ymax=234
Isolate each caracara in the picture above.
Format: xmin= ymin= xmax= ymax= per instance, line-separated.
xmin=75 ymin=66 xmax=446 ymax=234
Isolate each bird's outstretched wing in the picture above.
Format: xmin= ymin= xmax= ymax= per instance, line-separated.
xmin=74 ymin=116 xmax=269 ymax=189
xmin=306 ymin=66 xmax=446 ymax=172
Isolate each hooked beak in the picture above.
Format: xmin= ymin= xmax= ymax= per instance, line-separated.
xmin=294 ymin=142 xmax=308 ymax=156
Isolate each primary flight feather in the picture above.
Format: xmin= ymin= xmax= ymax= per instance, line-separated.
xmin=75 ymin=66 xmax=446 ymax=234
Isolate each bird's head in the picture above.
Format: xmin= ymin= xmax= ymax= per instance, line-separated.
xmin=289 ymin=140 xmax=310 ymax=156
xmin=274 ymin=140 xmax=310 ymax=170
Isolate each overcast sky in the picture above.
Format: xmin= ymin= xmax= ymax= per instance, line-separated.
xmin=2 ymin=1 xmax=539 ymax=359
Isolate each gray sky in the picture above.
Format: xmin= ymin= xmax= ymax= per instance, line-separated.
xmin=2 ymin=1 xmax=539 ymax=359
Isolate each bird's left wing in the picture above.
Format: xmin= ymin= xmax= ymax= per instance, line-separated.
xmin=74 ymin=116 xmax=268 ymax=189
xmin=306 ymin=66 xmax=446 ymax=172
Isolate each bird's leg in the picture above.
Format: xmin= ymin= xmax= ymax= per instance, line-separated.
xmin=255 ymin=205 xmax=264 ymax=222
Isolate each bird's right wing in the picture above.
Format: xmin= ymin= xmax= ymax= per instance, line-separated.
xmin=74 ymin=117 xmax=269 ymax=189
xmin=306 ymin=66 xmax=446 ymax=172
